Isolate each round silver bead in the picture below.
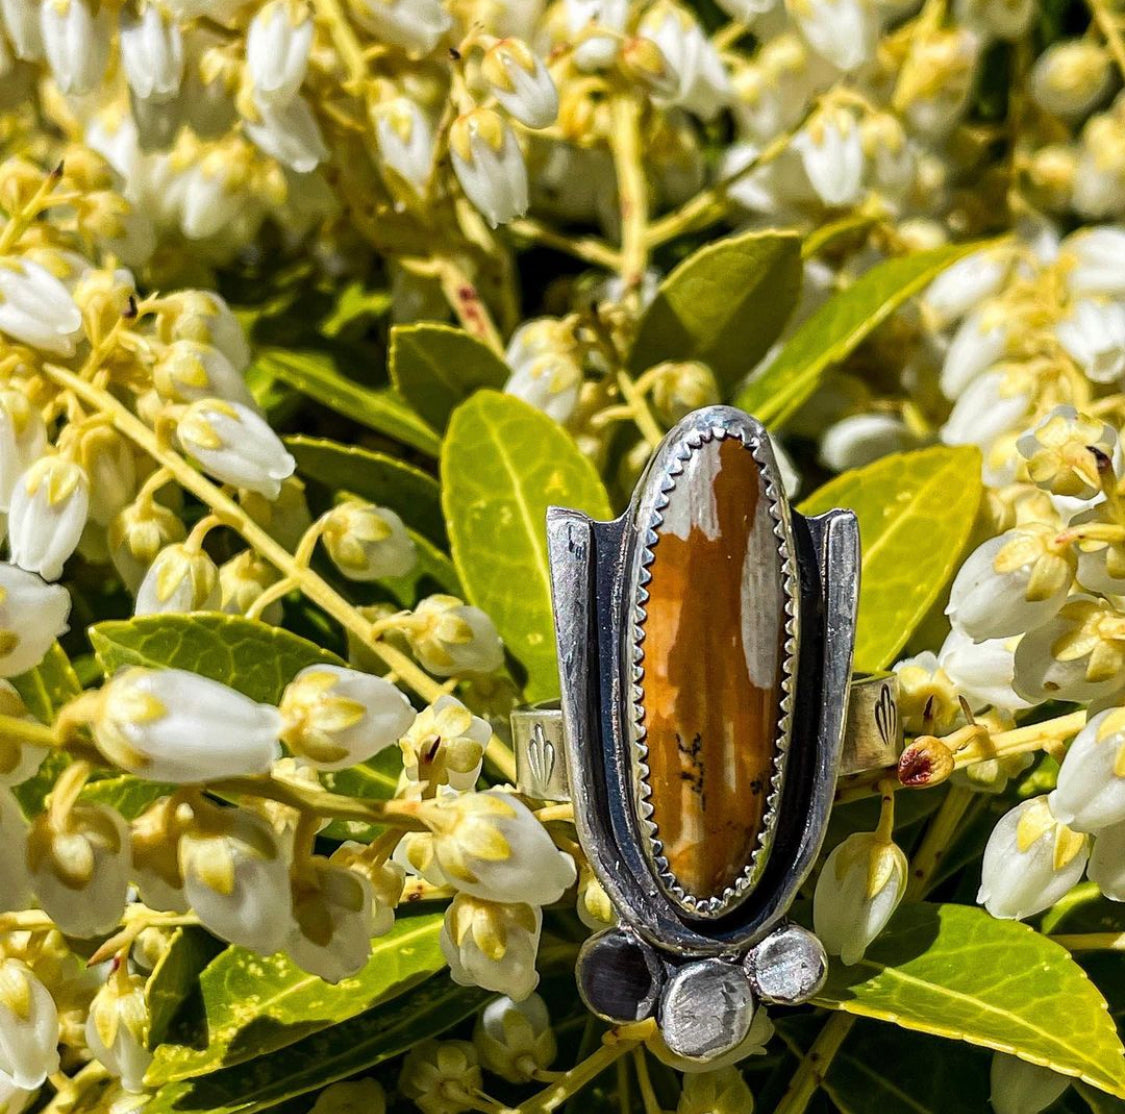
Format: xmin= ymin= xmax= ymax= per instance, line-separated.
xmin=745 ymin=922 xmax=828 ymax=1005
xmin=658 ymin=959 xmax=756 ymax=1062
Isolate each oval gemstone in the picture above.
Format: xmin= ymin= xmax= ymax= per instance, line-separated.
xmin=636 ymin=434 xmax=793 ymax=910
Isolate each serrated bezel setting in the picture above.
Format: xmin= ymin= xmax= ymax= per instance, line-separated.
xmin=625 ymin=415 xmax=799 ymax=920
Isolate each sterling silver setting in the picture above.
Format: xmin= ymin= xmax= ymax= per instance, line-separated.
xmin=511 ymin=405 xmax=903 ymax=1063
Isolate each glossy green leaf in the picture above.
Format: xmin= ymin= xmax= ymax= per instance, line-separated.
xmin=812 ymin=903 xmax=1125 ymax=1100
xmin=11 ymin=643 xmax=82 ymax=816
xmin=738 ymin=242 xmax=982 ymax=426
xmin=628 ymin=229 xmax=802 ymax=390
xmin=778 ymin=1015 xmax=992 ymax=1114
xmin=146 ymin=911 xmax=448 ymax=1085
xmin=442 ymin=391 xmax=612 ymax=702
xmin=389 ymin=323 xmax=510 ymax=432
xmin=90 ymin=613 xmax=343 ymax=703
xmin=800 ymin=444 xmax=982 ymax=671
xmin=147 ymin=928 xmax=225 ymax=1051
xmin=287 ymin=435 xmax=446 ymax=545
xmin=146 ymin=979 xmax=483 ymax=1114
xmin=256 ymin=349 xmax=440 ymax=457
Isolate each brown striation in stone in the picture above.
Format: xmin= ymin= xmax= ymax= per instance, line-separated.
xmin=639 ymin=436 xmax=789 ymax=906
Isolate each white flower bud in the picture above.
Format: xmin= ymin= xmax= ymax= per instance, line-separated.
xmin=1060 ymin=226 xmax=1125 ymax=298
xmin=280 ymin=664 xmax=415 ymax=770
xmin=78 ymin=427 xmax=137 ymax=529
xmin=938 ymin=628 xmax=1030 ymax=713
xmin=638 ymin=3 xmax=731 ymax=120
xmin=85 ymin=971 xmax=151 ymax=1093
xmin=450 ymin=108 xmax=529 ymax=228
xmin=786 ymin=0 xmax=876 ymax=72
xmin=946 ymin=526 xmax=1075 ymax=641
xmin=1055 ymin=298 xmax=1125 ymax=384
xmin=39 ymin=0 xmax=111 ymax=94
xmin=163 ymin=292 xmax=251 ymax=375
xmin=154 ymin=340 xmax=257 ymax=409
xmin=244 ymin=95 xmax=328 ymax=174
xmin=563 ymin=0 xmax=628 ymax=70
xmin=892 ymin=651 xmax=961 ymax=735
xmin=940 ymin=368 xmax=1034 ymax=455
xmin=220 ymin=550 xmax=281 ymax=619
xmin=481 ymin=38 xmax=558 ymax=129
xmin=29 ymin=801 xmax=130 ymax=937
xmin=1073 ymin=113 xmax=1125 ymax=220
xmin=330 ymin=842 xmax=403 ymax=936
xmin=819 ymin=413 xmax=913 ymax=473
xmin=940 ymin=303 xmax=1009 ymax=399
xmin=109 ymin=500 xmax=187 ymax=596
xmin=677 ymin=1067 xmax=756 ymax=1114
xmin=407 ymin=596 xmax=505 ymax=677
xmin=1031 ymin=40 xmax=1112 ymax=121
xmin=474 ymin=993 xmax=555 ymax=1082
xmin=135 ymin=542 xmax=221 ymax=616
xmin=179 ymin=157 xmax=250 ymax=242
xmin=353 ymin=0 xmax=450 ymax=52
xmin=400 ymin=695 xmax=490 ymax=790
xmin=0 ymin=685 xmax=46 ymax=788
xmin=0 ymin=562 xmax=70 ymax=677
xmin=978 ymin=796 xmax=1088 ymax=919
xmin=288 ymin=858 xmax=373 ymax=983
xmin=441 ymin=895 xmax=542 ymax=1001
xmin=1089 ymin=818 xmax=1125 ymax=899
xmin=1048 ymin=708 xmax=1125 ymax=831
xmin=423 ymin=790 xmax=576 ymax=906
xmin=792 ymin=105 xmax=865 ymax=208
xmin=0 ymin=960 xmax=59 ymax=1090
xmin=954 ymin=0 xmax=1032 ymax=40
xmin=894 ymin=27 xmax=981 ymax=138
xmin=990 ymin=1052 xmax=1070 ymax=1114
xmin=323 ymin=501 xmax=416 ymax=581
xmin=0 ymin=787 xmax=30 ymax=912
xmin=0 ymin=1076 xmax=34 ymax=1114
xmin=92 ymin=667 xmax=283 ymax=782
xmin=399 ymin=1040 xmax=482 ymax=1114
xmin=247 ymin=0 xmax=311 ymax=105
xmin=1017 ymin=406 xmax=1116 ymax=500
xmin=0 ymin=0 xmax=42 ymax=59
xmin=179 ymin=805 xmax=294 ymax=954
xmin=9 ymin=456 xmax=89 ymax=582
xmin=504 ymin=318 xmax=582 ymax=424
xmin=131 ymin=797 xmax=189 ymax=914
xmin=923 ymin=247 xmax=1013 ymax=327
xmin=0 ymin=257 xmax=83 ymax=356
xmin=177 ymin=399 xmax=296 ymax=499
xmin=372 ymin=97 xmax=435 ymax=196
xmin=119 ymin=3 xmax=183 ymax=102
xmin=0 ymin=390 xmax=45 ymax=514
xmin=813 ymin=833 xmax=907 ymax=965
xmin=1013 ymin=596 xmax=1125 ymax=705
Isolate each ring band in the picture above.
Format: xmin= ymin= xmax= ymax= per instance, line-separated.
xmin=512 ymin=672 xmax=902 ymax=802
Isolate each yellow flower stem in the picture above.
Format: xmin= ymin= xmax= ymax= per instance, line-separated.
xmin=40 ymin=1061 xmax=111 ymax=1114
xmin=515 ymin=1027 xmax=647 ymax=1113
xmin=616 ymin=370 xmax=664 ymax=450
xmin=952 ymin=710 xmax=1087 ymax=769
xmin=0 ymin=713 xmax=63 ymax=750
xmin=507 ymin=218 xmax=622 ymax=271
xmin=39 ymin=361 xmax=519 ymax=782
xmin=874 ymin=778 xmax=898 ymax=843
xmin=1051 ymin=932 xmax=1125 ymax=951
xmin=712 ymin=20 xmax=750 ymax=50
xmin=609 ymin=91 xmax=649 ymax=302
xmin=1086 ymin=0 xmax=1125 ymax=79
xmin=534 ymin=803 xmax=575 ymax=823
xmin=212 ymin=775 xmax=430 ymax=828
xmin=773 ymin=1013 xmax=856 ymax=1114
xmin=244 ymin=576 xmax=297 ymax=621
xmin=645 ymin=102 xmax=818 ymax=247
xmin=312 ymin=0 xmax=367 ymax=89
xmin=0 ymin=164 xmax=63 ymax=255
xmin=632 ymin=1047 xmax=665 ymax=1114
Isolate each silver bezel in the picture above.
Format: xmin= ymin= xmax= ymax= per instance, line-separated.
xmin=626 ymin=413 xmax=799 ymax=918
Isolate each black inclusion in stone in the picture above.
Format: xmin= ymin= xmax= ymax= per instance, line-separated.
xmin=576 ymin=929 xmax=665 ymax=1023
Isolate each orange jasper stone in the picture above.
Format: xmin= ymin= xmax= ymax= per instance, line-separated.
xmin=638 ymin=436 xmax=791 ymax=907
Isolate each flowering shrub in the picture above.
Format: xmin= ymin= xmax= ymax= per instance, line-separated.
xmin=0 ymin=0 xmax=1123 ymax=1111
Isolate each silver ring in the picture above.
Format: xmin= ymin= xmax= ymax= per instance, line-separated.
xmin=519 ymin=405 xmax=894 ymax=1063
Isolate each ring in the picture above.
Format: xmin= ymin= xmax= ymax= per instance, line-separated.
xmin=510 ymin=405 xmax=903 ymax=1063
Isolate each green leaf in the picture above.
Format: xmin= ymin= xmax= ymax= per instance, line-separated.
xmin=799 ymin=445 xmax=982 ymax=671
xmin=90 ymin=613 xmax=343 ymax=703
xmin=255 ymin=349 xmax=440 ymax=457
xmin=778 ymin=1015 xmax=992 ymax=1114
xmin=287 ymin=435 xmax=446 ymax=545
xmin=389 ymin=323 xmax=510 ymax=432
xmin=812 ymin=903 xmax=1125 ymax=1100
xmin=11 ymin=643 xmax=82 ymax=816
xmin=737 ymin=242 xmax=982 ymax=427
xmin=147 ymin=928 xmax=225 ymax=1051
xmin=628 ymin=229 xmax=802 ymax=390
xmin=146 ymin=911 xmax=448 ymax=1085
xmin=80 ymin=774 xmax=170 ymax=820
xmin=146 ymin=979 xmax=483 ymax=1114
xmin=442 ymin=391 xmax=612 ymax=702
